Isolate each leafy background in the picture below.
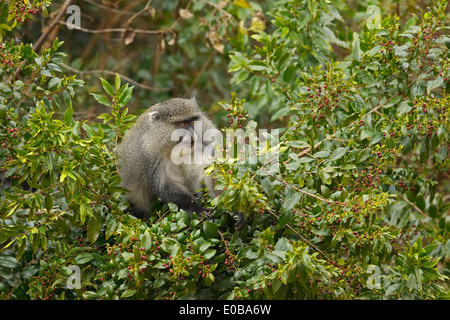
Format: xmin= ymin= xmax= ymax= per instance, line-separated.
xmin=0 ymin=0 xmax=449 ymax=300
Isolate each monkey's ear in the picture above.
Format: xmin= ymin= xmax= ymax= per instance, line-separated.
xmin=148 ymin=111 xmax=160 ymax=121
xmin=191 ymin=96 xmax=198 ymax=106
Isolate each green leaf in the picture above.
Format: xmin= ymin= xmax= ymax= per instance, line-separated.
xmin=82 ymin=291 xmax=98 ymax=300
xmin=44 ymin=193 xmax=53 ymax=212
xmin=261 ymin=177 xmax=275 ymax=201
xmin=48 ymin=77 xmax=60 ymax=89
xmin=121 ymin=289 xmax=136 ymax=299
xmin=105 ymin=216 xmax=117 ymax=240
xmin=5 ymin=203 xmax=20 ymax=218
xmin=352 ymin=32 xmax=362 ymax=61
xmin=340 ymin=187 xmax=349 ymax=201
xmin=445 ymin=239 xmax=450 ymax=259
xmin=277 ymin=211 xmax=293 ymax=229
xmin=203 ymin=221 xmax=218 ymax=239
xmin=90 ymin=93 xmax=110 ymax=107
xmin=321 ymin=185 xmax=330 ymax=198
xmin=247 ymin=61 xmax=268 ymax=72
xmin=199 ymin=241 xmax=212 ymax=253
xmin=314 ymin=151 xmax=330 ymax=158
xmin=271 ymin=105 xmax=291 ymax=121
xmin=356 ymin=149 xmax=372 ymax=164
xmin=283 ymin=65 xmax=295 ymax=82
xmin=319 ymin=171 xmax=332 ymax=185
xmin=360 ymin=129 xmax=373 ymax=140
xmin=100 ymin=78 xmax=114 ymax=96
xmin=385 ymin=283 xmax=402 ymax=296
xmin=302 ymin=252 xmax=313 ymax=273
xmin=16 ymin=238 xmax=26 ymax=261
xmin=341 ymin=163 xmax=357 ymax=170
xmin=82 ymin=123 xmax=95 ymax=139
xmin=278 ymin=52 xmax=290 ymax=69
xmin=274 ymin=283 xmax=288 ymax=299
xmin=282 ymin=192 xmax=301 ymax=212
xmin=342 ymin=113 xmax=359 ymax=127
xmin=370 ymin=133 xmax=383 ymax=145
xmin=79 ymin=202 xmax=94 ymax=224
xmin=272 ymin=277 xmax=282 ymax=294
xmin=204 ymin=249 xmax=216 ymax=260
xmin=21 ymin=265 xmax=39 ymax=279
xmin=117 ymin=86 xmax=133 ymax=107
xmin=64 ymin=103 xmax=73 ymax=126
xmin=63 ymin=90 xmax=72 ymax=107
xmin=87 ymin=215 xmax=102 ymax=244
xmin=142 ymin=230 xmax=152 ymax=250
xmin=427 ymin=77 xmax=444 ymax=95
xmin=419 ymin=138 xmax=430 ymax=163
xmin=74 ymin=253 xmax=95 ymax=264
xmin=415 ymin=196 xmax=425 ymax=211
xmin=307 ymin=0 xmax=318 ymax=18
xmin=115 ymin=73 xmax=121 ymax=91
xmin=397 ymin=101 xmax=412 ymax=117
xmin=330 ymin=147 xmax=346 ymax=161
xmin=0 ymin=255 xmax=20 ymax=268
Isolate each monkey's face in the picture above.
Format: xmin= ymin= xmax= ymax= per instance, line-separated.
xmin=173 ymin=119 xmax=199 ymax=148
xmin=170 ymin=119 xmax=206 ymax=165
xmin=142 ymin=98 xmax=216 ymax=166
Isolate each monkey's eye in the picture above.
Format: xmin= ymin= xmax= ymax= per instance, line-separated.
xmin=179 ymin=122 xmax=186 ymax=128
xmin=190 ymin=121 xmax=194 ymax=126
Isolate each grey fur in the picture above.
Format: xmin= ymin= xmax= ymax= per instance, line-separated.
xmin=116 ymin=98 xmax=220 ymax=219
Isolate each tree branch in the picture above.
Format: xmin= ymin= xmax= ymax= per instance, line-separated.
xmin=58 ymin=20 xmax=162 ymax=35
xmin=34 ymin=0 xmax=74 ymax=52
xmin=61 ymin=63 xmax=171 ymax=91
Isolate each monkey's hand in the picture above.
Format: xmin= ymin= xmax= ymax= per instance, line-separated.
xmin=201 ymin=207 xmax=213 ymax=219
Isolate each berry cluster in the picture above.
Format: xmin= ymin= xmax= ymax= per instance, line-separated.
xmin=396 ymin=97 xmax=448 ymax=140
xmin=303 ymin=69 xmax=352 ymax=130
xmin=27 ymin=260 xmax=61 ymax=300
xmin=8 ymin=2 xmax=40 ymax=24
xmin=0 ymin=109 xmax=24 ymax=169
xmin=223 ymin=249 xmax=236 ymax=270
xmin=0 ymin=44 xmax=16 ymax=67
xmin=226 ymin=109 xmax=247 ymax=128
xmin=396 ymin=179 xmax=416 ymax=192
xmin=225 ymin=106 xmax=247 ymax=129
xmin=410 ymin=17 xmax=443 ymax=54
xmin=351 ymin=168 xmax=382 ymax=193
xmin=221 ymin=92 xmax=247 ymax=129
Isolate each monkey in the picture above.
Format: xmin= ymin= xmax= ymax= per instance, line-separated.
xmin=116 ymin=97 xmax=246 ymax=229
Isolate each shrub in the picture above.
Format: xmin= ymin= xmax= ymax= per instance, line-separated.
xmin=0 ymin=0 xmax=449 ymax=300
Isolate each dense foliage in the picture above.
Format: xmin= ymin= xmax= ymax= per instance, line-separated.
xmin=0 ymin=0 xmax=449 ymax=300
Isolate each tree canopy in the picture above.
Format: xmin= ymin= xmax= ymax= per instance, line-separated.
xmin=0 ymin=0 xmax=449 ymax=301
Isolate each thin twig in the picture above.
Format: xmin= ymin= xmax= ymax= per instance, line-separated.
xmin=266 ymin=208 xmax=342 ymax=268
xmin=398 ymin=194 xmax=428 ymax=218
xmin=297 ymin=133 xmax=336 ymax=158
xmin=61 ymin=63 xmax=170 ymax=91
xmin=11 ymin=0 xmax=73 ymax=80
xmin=124 ymin=0 xmax=153 ymax=26
xmin=58 ymin=21 xmax=162 ymax=34
xmin=296 ymin=95 xmax=396 ymax=159
xmin=34 ymin=0 xmax=74 ymax=52
xmin=202 ymin=0 xmax=234 ymax=20
xmin=270 ymin=174 xmax=345 ymax=207
xmin=83 ymin=0 xmax=152 ymax=16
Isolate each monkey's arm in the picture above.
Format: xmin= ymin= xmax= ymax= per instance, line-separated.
xmin=150 ymin=166 xmax=208 ymax=218
xmin=158 ymin=183 xmax=208 ymax=218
